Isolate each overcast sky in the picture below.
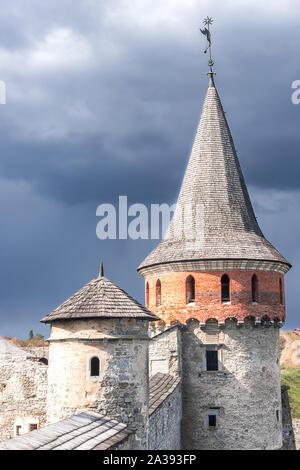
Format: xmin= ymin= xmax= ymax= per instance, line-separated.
xmin=0 ymin=0 xmax=299 ymax=337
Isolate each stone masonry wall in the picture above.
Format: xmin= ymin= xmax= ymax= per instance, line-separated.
xmin=23 ymin=346 xmax=49 ymax=360
xmin=0 ymin=357 xmax=48 ymax=441
xmin=111 ymin=432 xmax=136 ymax=450
xmin=181 ymin=318 xmax=282 ymax=450
xmin=149 ymin=326 xmax=182 ymax=377
xmin=146 ymin=270 xmax=285 ymax=324
xmin=149 ymin=385 xmax=182 ymax=450
xmin=281 ymin=385 xmax=296 ymax=450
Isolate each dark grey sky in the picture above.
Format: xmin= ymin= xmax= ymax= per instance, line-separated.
xmin=0 ymin=1 xmax=299 ymax=337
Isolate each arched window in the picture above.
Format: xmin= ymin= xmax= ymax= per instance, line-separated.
xmin=156 ymin=279 xmax=161 ymax=306
xmin=279 ymin=278 xmax=283 ymax=305
xmin=186 ymin=275 xmax=195 ymax=304
xmin=90 ymin=357 xmax=100 ymax=377
xmin=252 ymin=274 xmax=258 ymax=303
xmin=221 ymin=274 xmax=230 ymax=303
xmin=146 ymin=282 xmax=149 ymax=308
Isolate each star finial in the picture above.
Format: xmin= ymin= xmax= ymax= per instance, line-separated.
xmin=200 ymin=16 xmax=216 ymax=85
xmin=203 ymin=16 xmax=213 ymax=26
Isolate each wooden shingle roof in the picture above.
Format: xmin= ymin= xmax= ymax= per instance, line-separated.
xmin=41 ymin=275 xmax=159 ymax=323
xmin=0 ymin=412 xmax=133 ymax=450
xmin=138 ymin=78 xmax=290 ymax=272
xmin=149 ymin=373 xmax=181 ymax=415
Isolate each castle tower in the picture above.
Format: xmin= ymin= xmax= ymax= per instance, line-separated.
xmin=41 ymin=267 xmax=158 ymax=450
xmin=138 ymin=66 xmax=291 ymax=447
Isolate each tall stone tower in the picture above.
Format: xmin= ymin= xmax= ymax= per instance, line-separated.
xmin=138 ymin=68 xmax=291 ymax=448
xmin=41 ymin=268 xmax=158 ymax=450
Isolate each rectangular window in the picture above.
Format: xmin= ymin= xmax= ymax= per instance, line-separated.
xmin=29 ymin=423 xmax=38 ymax=432
xmin=16 ymin=425 xmax=22 ymax=436
xmin=276 ymin=410 xmax=280 ymax=422
xmin=208 ymin=415 xmax=216 ymax=427
xmin=206 ymin=350 xmax=218 ymax=371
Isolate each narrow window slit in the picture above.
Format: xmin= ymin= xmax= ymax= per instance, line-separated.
xmin=90 ymin=357 xmax=100 ymax=377
xmin=221 ymin=274 xmax=230 ymax=302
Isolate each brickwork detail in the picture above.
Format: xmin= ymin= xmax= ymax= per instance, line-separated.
xmin=145 ymin=270 xmax=285 ymax=324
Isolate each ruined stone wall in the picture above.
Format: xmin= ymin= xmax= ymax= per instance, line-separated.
xmin=149 ymin=385 xmax=181 ymax=450
xmin=0 ymin=357 xmax=48 ymax=441
xmin=181 ymin=318 xmax=282 ymax=450
xmin=46 ymin=318 xmax=149 ymax=450
xmin=23 ymin=346 xmax=49 ymax=360
xmin=149 ymin=326 xmax=182 ymax=377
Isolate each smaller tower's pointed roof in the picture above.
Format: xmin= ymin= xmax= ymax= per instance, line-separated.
xmin=41 ymin=272 xmax=158 ymax=323
xmin=0 ymin=337 xmax=34 ymax=358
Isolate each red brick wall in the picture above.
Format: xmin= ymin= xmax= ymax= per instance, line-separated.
xmin=145 ymin=270 xmax=285 ymax=324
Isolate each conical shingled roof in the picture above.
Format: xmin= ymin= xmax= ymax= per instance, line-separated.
xmin=41 ymin=275 xmax=159 ymax=323
xmin=138 ymin=78 xmax=290 ymax=272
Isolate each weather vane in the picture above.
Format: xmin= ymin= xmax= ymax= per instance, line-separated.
xmin=200 ymin=16 xmax=215 ymax=78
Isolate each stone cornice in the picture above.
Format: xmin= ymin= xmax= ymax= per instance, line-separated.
xmin=138 ymin=258 xmax=290 ymax=277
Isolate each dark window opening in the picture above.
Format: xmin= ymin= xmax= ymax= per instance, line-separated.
xmin=279 ymin=279 xmax=283 ymax=305
xmin=29 ymin=424 xmax=38 ymax=432
xmin=91 ymin=357 xmax=100 ymax=377
xmin=38 ymin=357 xmax=48 ymax=365
xmin=252 ymin=274 xmax=258 ymax=303
xmin=221 ymin=274 xmax=230 ymax=302
xmin=16 ymin=426 xmax=22 ymax=436
xmin=208 ymin=415 xmax=216 ymax=427
xmin=276 ymin=410 xmax=280 ymax=422
xmin=186 ymin=275 xmax=195 ymax=303
xmin=146 ymin=282 xmax=149 ymax=308
xmin=156 ymin=279 xmax=161 ymax=306
xmin=206 ymin=350 xmax=218 ymax=371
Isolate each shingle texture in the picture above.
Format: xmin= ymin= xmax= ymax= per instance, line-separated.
xmin=149 ymin=373 xmax=181 ymax=415
xmin=139 ymin=80 xmax=290 ymax=271
xmin=41 ymin=275 xmax=159 ymax=323
xmin=0 ymin=412 xmax=133 ymax=450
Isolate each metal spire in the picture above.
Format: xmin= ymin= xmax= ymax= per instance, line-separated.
xmin=99 ymin=260 xmax=104 ymax=277
xmin=200 ymin=16 xmax=216 ymax=85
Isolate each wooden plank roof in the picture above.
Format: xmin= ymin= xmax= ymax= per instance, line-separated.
xmin=149 ymin=373 xmax=181 ymax=415
xmin=41 ymin=275 xmax=159 ymax=323
xmin=0 ymin=412 xmax=133 ymax=450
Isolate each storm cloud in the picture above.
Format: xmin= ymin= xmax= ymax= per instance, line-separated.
xmin=0 ymin=0 xmax=299 ymax=336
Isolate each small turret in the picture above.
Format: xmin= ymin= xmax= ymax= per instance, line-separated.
xmin=41 ymin=265 xmax=158 ymax=449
